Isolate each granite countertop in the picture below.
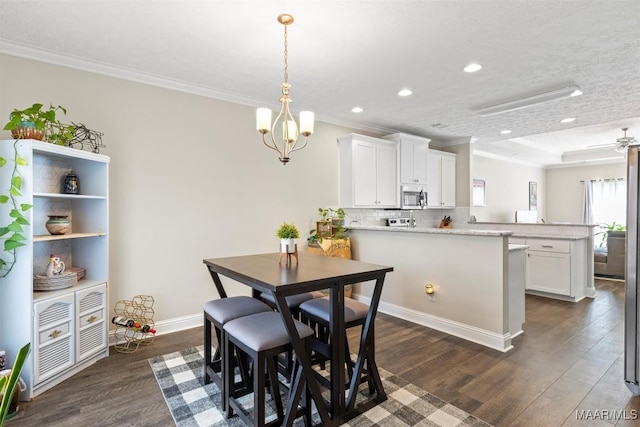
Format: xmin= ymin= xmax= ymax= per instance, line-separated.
xmin=471 ymin=221 xmax=597 ymax=228
xmin=508 ymin=244 xmax=529 ymax=252
xmin=346 ymin=224 xmax=512 ymax=237
xmin=510 ymin=233 xmax=588 ymax=240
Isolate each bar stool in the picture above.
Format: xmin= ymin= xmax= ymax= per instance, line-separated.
xmin=203 ymin=296 xmax=273 ymax=406
xmin=224 ymin=311 xmax=315 ymax=427
xmin=298 ymin=296 xmax=372 ymax=389
xmin=259 ymin=291 xmax=324 ymax=319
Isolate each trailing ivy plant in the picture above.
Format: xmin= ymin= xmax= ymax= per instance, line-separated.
xmin=0 ymin=140 xmax=32 ymax=278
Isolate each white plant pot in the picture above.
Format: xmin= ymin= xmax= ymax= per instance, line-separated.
xmin=280 ymin=238 xmax=296 ymax=253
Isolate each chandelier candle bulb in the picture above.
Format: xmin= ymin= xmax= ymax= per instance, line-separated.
xmin=300 ymin=111 xmax=314 ymax=136
xmin=256 ymin=108 xmax=272 ymax=133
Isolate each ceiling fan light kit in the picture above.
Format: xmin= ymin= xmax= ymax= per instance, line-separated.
xmin=475 ymin=85 xmax=583 ymax=116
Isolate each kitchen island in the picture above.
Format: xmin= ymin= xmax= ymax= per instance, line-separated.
xmin=346 ymin=225 xmax=523 ymax=352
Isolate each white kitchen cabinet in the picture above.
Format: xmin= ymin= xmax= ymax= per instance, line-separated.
xmin=383 ymin=133 xmax=430 ymax=185
xmin=338 ymin=133 xmax=399 ymax=208
xmin=427 ymin=149 xmax=456 ymax=208
xmin=524 ymin=238 xmax=586 ymax=300
xmin=0 ymin=139 xmax=109 ymax=399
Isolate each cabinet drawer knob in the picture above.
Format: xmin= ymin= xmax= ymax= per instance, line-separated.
xmin=541 ymin=245 xmax=553 ymax=248
xmin=49 ymin=329 xmax=62 ymax=339
xmin=87 ymin=315 xmax=98 ymax=323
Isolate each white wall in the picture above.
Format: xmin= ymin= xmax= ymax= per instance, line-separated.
xmin=545 ymin=161 xmax=626 ymax=223
xmin=472 ymin=154 xmax=546 ymax=222
xmin=0 ymin=54 xmax=357 ymax=325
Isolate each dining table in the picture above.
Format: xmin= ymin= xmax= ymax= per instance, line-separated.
xmin=203 ymin=251 xmax=393 ymax=427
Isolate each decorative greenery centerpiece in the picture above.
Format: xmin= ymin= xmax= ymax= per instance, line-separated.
xmin=308 ymin=207 xmax=347 ymax=244
xmin=276 ymin=222 xmax=300 ymax=254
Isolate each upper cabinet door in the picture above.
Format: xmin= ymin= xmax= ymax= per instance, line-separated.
xmin=440 ymin=153 xmax=456 ymax=208
xmin=338 ymin=134 xmax=399 ymax=208
xmin=376 ymin=142 xmax=399 ymax=207
xmin=427 ymin=152 xmax=442 ymax=207
xmin=352 ymin=141 xmax=378 ymax=206
xmin=386 ymin=133 xmax=430 ymax=185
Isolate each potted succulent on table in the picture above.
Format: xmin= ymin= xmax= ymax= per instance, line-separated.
xmin=276 ymin=222 xmax=300 ymax=254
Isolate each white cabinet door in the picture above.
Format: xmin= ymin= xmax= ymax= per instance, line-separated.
xmin=427 ymin=150 xmax=456 ymax=208
xmin=338 ymin=134 xmax=398 ymax=208
xmin=400 ymin=139 xmax=428 ymax=185
xmin=427 ymin=152 xmax=442 ymax=208
xmin=353 ymin=141 xmax=378 ymax=207
xmin=526 ymin=251 xmax=571 ymax=295
xmin=76 ymin=283 xmax=107 ymax=362
xmin=440 ymin=154 xmax=456 ymax=208
xmin=376 ymin=142 xmax=399 ymax=207
xmin=34 ymin=294 xmax=75 ymax=385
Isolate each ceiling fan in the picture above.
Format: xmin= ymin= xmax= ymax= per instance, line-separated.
xmin=587 ymin=127 xmax=638 ymax=152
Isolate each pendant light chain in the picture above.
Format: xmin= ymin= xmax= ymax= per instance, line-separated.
xmin=283 ymin=23 xmax=289 ymax=84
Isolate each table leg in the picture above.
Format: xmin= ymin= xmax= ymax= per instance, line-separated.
xmin=346 ymin=274 xmax=388 ymax=412
xmin=274 ymin=293 xmax=333 ymax=427
xmin=208 ymin=270 xmax=228 ymax=298
xmin=329 ymin=283 xmax=346 ymax=421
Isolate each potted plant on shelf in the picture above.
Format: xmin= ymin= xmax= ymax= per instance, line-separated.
xmin=3 ymin=103 xmax=75 ymax=145
xmin=276 ymin=222 xmax=300 ymax=254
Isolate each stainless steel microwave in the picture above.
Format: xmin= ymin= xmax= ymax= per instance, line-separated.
xmin=401 ymin=185 xmax=426 ymax=209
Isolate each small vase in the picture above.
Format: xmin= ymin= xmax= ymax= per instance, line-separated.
xmin=45 ymin=215 xmax=71 ymax=235
xmin=64 ymin=172 xmax=79 ymax=194
xmin=280 ymin=238 xmax=296 ymax=254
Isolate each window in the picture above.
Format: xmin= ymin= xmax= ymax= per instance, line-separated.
xmin=591 ymin=178 xmax=626 ymax=247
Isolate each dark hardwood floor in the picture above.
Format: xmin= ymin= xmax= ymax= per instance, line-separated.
xmin=8 ymin=278 xmax=639 ymax=426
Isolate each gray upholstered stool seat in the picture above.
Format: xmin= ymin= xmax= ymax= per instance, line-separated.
xmin=259 ymin=291 xmax=324 ymax=311
xmin=224 ymin=311 xmax=314 ymax=426
xmin=204 ymin=296 xmax=273 ymax=325
xmin=298 ymin=296 xmax=369 ymax=324
xmin=203 ymin=296 xmax=273 ymax=409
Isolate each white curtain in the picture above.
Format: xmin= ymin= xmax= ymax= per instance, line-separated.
xmin=581 ymin=180 xmax=593 ymax=225
xmin=591 ymin=178 xmax=626 ymax=247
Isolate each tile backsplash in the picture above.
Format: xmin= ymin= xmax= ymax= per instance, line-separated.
xmin=343 ymin=207 xmax=470 ymax=228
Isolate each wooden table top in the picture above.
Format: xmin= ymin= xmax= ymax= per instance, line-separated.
xmin=203 ymin=252 xmax=393 ymax=295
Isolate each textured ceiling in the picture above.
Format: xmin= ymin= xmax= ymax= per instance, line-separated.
xmin=1 ymin=0 xmax=639 ymax=166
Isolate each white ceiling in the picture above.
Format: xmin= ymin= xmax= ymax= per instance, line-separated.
xmin=1 ymin=0 xmax=639 ymax=166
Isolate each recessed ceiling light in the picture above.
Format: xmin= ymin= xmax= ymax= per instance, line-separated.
xmin=560 ymin=117 xmax=575 ymax=123
xmin=500 ymin=130 xmax=512 ymax=134
xmin=397 ymin=89 xmax=413 ymax=97
xmin=570 ymin=89 xmax=583 ymax=97
xmin=351 ymin=107 xmax=363 ymax=113
xmin=464 ymin=63 xmax=482 ymax=73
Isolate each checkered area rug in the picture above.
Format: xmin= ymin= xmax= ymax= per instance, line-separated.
xmin=149 ymin=346 xmax=492 ymax=427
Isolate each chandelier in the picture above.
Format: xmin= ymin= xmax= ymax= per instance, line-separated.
xmin=256 ymin=14 xmax=314 ymax=165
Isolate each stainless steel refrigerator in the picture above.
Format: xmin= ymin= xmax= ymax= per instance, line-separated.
xmin=625 ymin=144 xmax=640 ymax=394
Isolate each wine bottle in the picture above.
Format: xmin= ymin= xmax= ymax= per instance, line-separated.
xmin=141 ymin=325 xmax=156 ymax=334
xmin=111 ymin=316 xmax=135 ymax=327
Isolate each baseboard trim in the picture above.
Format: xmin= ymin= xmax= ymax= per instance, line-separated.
xmin=353 ymin=294 xmax=513 ymax=353
xmin=109 ymin=313 xmax=201 ymax=347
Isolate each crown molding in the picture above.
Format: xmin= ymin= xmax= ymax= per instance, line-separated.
xmin=0 ymin=41 xmax=397 ymax=137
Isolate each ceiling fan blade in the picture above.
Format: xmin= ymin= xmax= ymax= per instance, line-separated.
xmin=586 ymin=142 xmax=617 ymax=148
